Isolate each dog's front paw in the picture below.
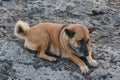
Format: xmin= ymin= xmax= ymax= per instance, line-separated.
xmin=87 ymin=56 xmax=98 ymax=67
xmin=80 ymin=65 xmax=90 ymax=74
xmin=89 ymin=59 xmax=98 ymax=67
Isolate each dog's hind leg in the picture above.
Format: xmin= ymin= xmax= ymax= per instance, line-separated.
xmin=68 ymin=53 xmax=90 ymax=74
xmin=37 ymin=47 xmax=57 ymax=61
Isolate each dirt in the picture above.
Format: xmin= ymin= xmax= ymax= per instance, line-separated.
xmin=0 ymin=0 xmax=120 ymax=80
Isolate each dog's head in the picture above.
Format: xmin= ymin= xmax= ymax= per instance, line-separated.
xmin=64 ymin=24 xmax=97 ymax=57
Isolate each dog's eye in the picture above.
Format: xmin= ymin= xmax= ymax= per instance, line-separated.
xmin=77 ymin=39 xmax=84 ymax=45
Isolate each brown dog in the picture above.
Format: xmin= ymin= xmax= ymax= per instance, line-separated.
xmin=14 ymin=20 xmax=98 ymax=74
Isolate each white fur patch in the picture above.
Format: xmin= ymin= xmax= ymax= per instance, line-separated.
xmin=86 ymin=56 xmax=98 ymax=67
xmin=24 ymin=38 xmax=37 ymax=51
xmin=79 ymin=65 xmax=90 ymax=74
xmin=49 ymin=44 xmax=61 ymax=56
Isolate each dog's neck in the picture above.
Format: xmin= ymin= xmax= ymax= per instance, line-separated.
xmin=59 ymin=24 xmax=72 ymax=53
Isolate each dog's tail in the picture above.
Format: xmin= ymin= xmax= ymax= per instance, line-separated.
xmin=14 ymin=20 xmax=30 ymax=39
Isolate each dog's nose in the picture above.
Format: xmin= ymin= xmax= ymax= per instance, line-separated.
xmin=79 ymin=39 xmax=89 ymax=57
xmin=79 ymin=48 xmax=88 ymax=57
xmin=84 ymin=50 xmax=88 ymax=57
xmin=78 ymin=45 xmax=88 ymax=57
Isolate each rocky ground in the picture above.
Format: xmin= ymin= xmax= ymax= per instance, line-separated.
xmin=0 ymin=0 xmax=120 ymax=80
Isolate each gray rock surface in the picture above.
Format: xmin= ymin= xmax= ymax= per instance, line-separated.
xmin=0 ymin=0 xmax=120 ymax=80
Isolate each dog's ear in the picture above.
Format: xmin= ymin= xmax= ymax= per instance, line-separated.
xmin=88 ymin=27 xmax=98 ymax=33
xmin=65 ymin=29 xmax=75 ymax=38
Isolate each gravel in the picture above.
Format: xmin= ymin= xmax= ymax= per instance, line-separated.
xmin=0 ymin=0 xmax=120 ymax=80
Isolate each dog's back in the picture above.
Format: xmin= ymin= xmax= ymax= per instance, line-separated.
xmin=14 ymin=21 xmax=66 ymax=54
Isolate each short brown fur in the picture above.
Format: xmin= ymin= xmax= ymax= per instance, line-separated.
xmin=14 ymin=20 xmax=98 ymax=74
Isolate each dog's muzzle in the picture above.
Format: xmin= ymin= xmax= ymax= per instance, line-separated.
xmin=70 ymin=39 xmax=89 ymax=57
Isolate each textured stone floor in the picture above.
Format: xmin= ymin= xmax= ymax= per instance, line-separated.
xmin=0 ymin=0 xmax=120 ymax=80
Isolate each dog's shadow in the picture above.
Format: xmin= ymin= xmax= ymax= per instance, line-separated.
xmin=26 ymin=49 xmax=96 ymax=74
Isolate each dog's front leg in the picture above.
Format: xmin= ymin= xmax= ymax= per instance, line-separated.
xmin=86 ymin=55 xmax=98 ymax=67
xmin=86 ymin=42 xmax=98 ymax=67
xmin=37 ymin=47 xmax=56 ymax=61
xmin=68 ymin=53 xmax=90 ymax=74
